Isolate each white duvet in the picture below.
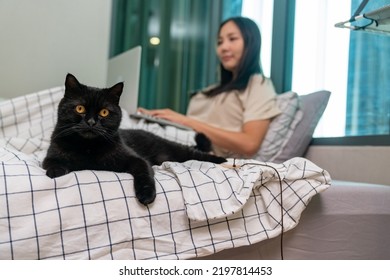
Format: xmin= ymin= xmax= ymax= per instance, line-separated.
xmin=0 ymin=87 xmax=331 ymax=259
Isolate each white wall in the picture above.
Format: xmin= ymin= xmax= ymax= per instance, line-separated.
xmin=0 ymin=0 xmax=112 ymax=99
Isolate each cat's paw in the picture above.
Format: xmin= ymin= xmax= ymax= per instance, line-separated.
xmin=46 ymin=167 xmax=69 ymax=178
xmin=211 ymin=155 xmax=227 ymax=164
xmin=135 ymin=184 xmax=156 ymax=206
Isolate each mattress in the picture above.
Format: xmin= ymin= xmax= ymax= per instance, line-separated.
xmin=197 ymin=180 xmax=390 ymax=260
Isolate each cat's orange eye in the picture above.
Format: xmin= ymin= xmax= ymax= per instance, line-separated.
xmin=99 ymin=108 xmax=110 ymax=117
xmin=75 ymin=105 xmax=86 ymax=114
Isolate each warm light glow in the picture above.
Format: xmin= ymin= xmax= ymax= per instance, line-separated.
xmin=149 ymin=36 xmax=160 ymax=45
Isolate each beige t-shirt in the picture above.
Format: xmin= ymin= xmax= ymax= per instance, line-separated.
xmin=186 ymin=74 xmax=281 ymax=157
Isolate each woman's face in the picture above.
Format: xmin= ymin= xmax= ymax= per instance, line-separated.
xmin=217 ymin=20 xmax=244 ymax=76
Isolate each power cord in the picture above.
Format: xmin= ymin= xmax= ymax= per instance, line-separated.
xmin=232 ymin=158 xmax=284 ymax=260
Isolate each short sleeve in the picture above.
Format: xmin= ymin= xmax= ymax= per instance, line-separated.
xmin=241 ymin=75 xmax=281 ymax=123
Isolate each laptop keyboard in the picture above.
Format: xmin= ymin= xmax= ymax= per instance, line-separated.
xmin=129 ymin=112 xmax=193 ymax=131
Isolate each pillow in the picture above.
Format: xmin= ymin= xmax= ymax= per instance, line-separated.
xmin=272 ymin=90 xmax=331 ymax=163
xmin=254 ymin=91 xmax=302 ymax=162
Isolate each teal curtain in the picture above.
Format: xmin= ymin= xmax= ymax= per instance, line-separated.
xmin=110 ymin=0 xmax=243 ymax=114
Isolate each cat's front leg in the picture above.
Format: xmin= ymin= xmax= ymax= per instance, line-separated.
xmin=126 ymin=157 xmax=156 ymax=206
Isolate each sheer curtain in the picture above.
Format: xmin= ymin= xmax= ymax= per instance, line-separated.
xmin=346 ymin=0 xmax=390 ymax=136
xmin=110 ymin=0 xmax=243 ymax=113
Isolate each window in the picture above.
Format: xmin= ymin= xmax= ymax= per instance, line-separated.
xmin=241 ymin=0 xmax=274 ymax=77
xmin=292 ymin=0 xmax=390 ymax=138
xmin=111 ymin=0 xmax=275 ymax=114
xmin=110 ymin=0 xmax=226 ymax=113
xmin=111 ymin=0 xmax=389 ymax=143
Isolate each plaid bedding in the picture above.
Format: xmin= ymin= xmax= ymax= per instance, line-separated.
xmin=0 ymin=87 xmax=331 ymax=259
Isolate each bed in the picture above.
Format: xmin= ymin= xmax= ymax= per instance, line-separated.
xmin=0 ymin=86 xmax=337 ymax=260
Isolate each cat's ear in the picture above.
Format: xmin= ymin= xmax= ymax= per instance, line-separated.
xmin=65 ymin=73 xmax=81 ymax=90
xmin=109 ymin=82 xmax=124 ymax=99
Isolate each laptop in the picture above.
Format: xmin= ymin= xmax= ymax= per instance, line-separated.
xmin=106 ymin=46 xmax=192 ymax=131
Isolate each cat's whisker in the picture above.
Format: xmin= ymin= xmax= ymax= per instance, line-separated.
xmin=96 ymin=129 xmax=117 ymax=143
xmin=51 ymin=126 xmax=76 ymax=139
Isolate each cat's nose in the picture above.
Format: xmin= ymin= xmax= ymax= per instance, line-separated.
xmin=87 ymin=118 xmax=96 ymax=126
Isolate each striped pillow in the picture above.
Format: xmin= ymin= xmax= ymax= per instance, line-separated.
xmin=254 ymin=91 xmax=303 ymax=162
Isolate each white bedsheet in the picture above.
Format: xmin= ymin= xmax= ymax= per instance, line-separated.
xmin=0 ymin=87 xmax=331 ymax=259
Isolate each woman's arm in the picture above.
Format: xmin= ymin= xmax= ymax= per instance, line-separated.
xmin=137 ymin=107 xmax=270 ymax=157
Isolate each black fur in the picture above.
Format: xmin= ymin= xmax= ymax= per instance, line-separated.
xmin=194 ymin=133 xmax=212 ymax=152
xmin=42 ymin=74 xmax=226 ymax=205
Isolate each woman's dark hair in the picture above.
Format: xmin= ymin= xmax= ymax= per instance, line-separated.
xmin=204 ymin=16 xmax=263 ymax=97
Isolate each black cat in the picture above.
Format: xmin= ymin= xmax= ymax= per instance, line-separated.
xmin=42 ymin=74 xmax=226 ymax=205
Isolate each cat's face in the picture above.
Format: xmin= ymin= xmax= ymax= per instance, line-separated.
xmin=56 ymin=74 xmax=124 ymax=140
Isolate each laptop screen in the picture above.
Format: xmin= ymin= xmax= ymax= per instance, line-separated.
xmin=106 ymin=46 xmax=141 ymax=114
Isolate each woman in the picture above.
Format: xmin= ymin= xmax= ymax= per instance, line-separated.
xmin=139 ymin=17 xmax=281 ymax=158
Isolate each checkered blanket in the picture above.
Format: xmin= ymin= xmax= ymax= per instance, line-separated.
xmin=0 ymin=87 xmax=331 ymax=259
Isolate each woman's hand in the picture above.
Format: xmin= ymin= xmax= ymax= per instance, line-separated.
xmin=137 ymin=107 xmax=189 ymax=126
